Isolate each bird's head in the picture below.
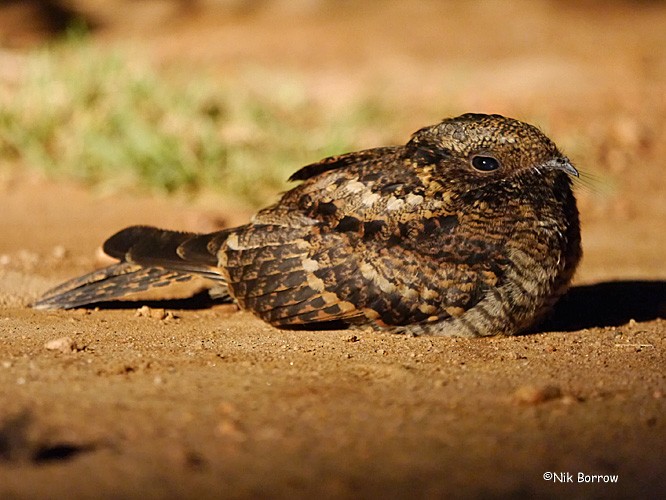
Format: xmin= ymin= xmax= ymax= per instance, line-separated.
xmin=408 ymin=113 xmax=578 ymax=194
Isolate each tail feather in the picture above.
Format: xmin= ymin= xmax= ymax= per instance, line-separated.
xmin=33 ymin=225 xmax=233 ymax=310
xmin=33 ymin=263 xmax=194 ymax=310
xmin=103 ymin=225 xmax=196 ymax=260
xmin=177 ymin=231 xmax=230 ymax=266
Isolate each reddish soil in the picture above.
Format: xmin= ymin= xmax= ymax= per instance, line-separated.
xmin=0 ymin=1 xmax=664 ymax=498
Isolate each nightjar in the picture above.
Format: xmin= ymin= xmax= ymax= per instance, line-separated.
xmin=34 ymin=113 xmax=582 ymax=337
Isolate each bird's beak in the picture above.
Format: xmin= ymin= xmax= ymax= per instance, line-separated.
xmin=544 ymin=157 xmax=579 ymax=178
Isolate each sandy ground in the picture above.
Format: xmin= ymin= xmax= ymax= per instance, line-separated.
xmin=1 ymin=1 xmax=665 ymax=498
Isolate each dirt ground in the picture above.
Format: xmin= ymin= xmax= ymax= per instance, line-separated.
xmin=1 ymin=1 xmax=665 ymax=498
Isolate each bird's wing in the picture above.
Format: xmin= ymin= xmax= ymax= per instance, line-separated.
xmin=223 ymin=152 xmax=505 ymax=329
xmin=288 ymin=147 xmax=398 ymax=182
xmin=224 ymin=217 xmax=503 ymax=329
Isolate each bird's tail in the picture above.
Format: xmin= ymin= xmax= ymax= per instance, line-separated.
xmin=33 ymin=225 xmax=231 ymax=310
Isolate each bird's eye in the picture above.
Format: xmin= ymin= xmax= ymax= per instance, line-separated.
xmin=471 ymin=155 xmax=501 ymax=172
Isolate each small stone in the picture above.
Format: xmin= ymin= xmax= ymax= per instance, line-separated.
xmin=150 ymin=308 xmax=167 ymax=320
xmin=44 ymin=336 xmax=77 ymax=353
xmin=136 ymin=305 xmax=151 ymax=317
xmin=215 ymin=419 xmax=246 ymax=441
xmin=560 ymin=394 xmax=579 ymax=406
xmin=345 ymin=335 xmax=360 ymax=343
xmin=513 ymin=384 xmax=562 ymax=405
xmin=135 ymin=305 xmax=167 ymax=320
xmin=51 ymin=245 xmax=68 ymax=260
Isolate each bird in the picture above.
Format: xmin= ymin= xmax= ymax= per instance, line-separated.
xmin=33 ymin=113 xmax=582 ymax=337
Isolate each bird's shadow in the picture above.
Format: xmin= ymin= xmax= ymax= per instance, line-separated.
xmin=83 ymin=281 xmax=666 ymax=333
xmin=541 ymin=280 xmax=666 ymax=332
xmin=88 ymin=291 xmax=221 ymax=311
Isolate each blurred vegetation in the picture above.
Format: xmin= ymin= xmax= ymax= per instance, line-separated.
xmin=0 ymin=34 xmax=390 ymax=207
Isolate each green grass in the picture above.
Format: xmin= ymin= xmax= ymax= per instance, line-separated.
xmin=0 ymin=39 xmax=392 ymax=207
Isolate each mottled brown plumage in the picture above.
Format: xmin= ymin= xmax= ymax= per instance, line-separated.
xmin=34 ymin=113 xmax=582 ymax=337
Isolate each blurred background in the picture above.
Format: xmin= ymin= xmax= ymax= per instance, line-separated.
xmin=0 ymin=0 xmax=664 ymax=283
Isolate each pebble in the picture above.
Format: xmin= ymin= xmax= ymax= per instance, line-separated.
xmin=135 ymin=305 xmax=174 ymax=320
xmin=215 ymin=419 xmax=246 ymax=442
xmin=51 ymin=245 xmax=68 ymax=260
xmin=560 ymin=394 xmax=579 ymax=406
xmin=513 ymin=384 xmax=562 ymax=405
xmin=44 ymin=336 xmax=77 ymax=353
